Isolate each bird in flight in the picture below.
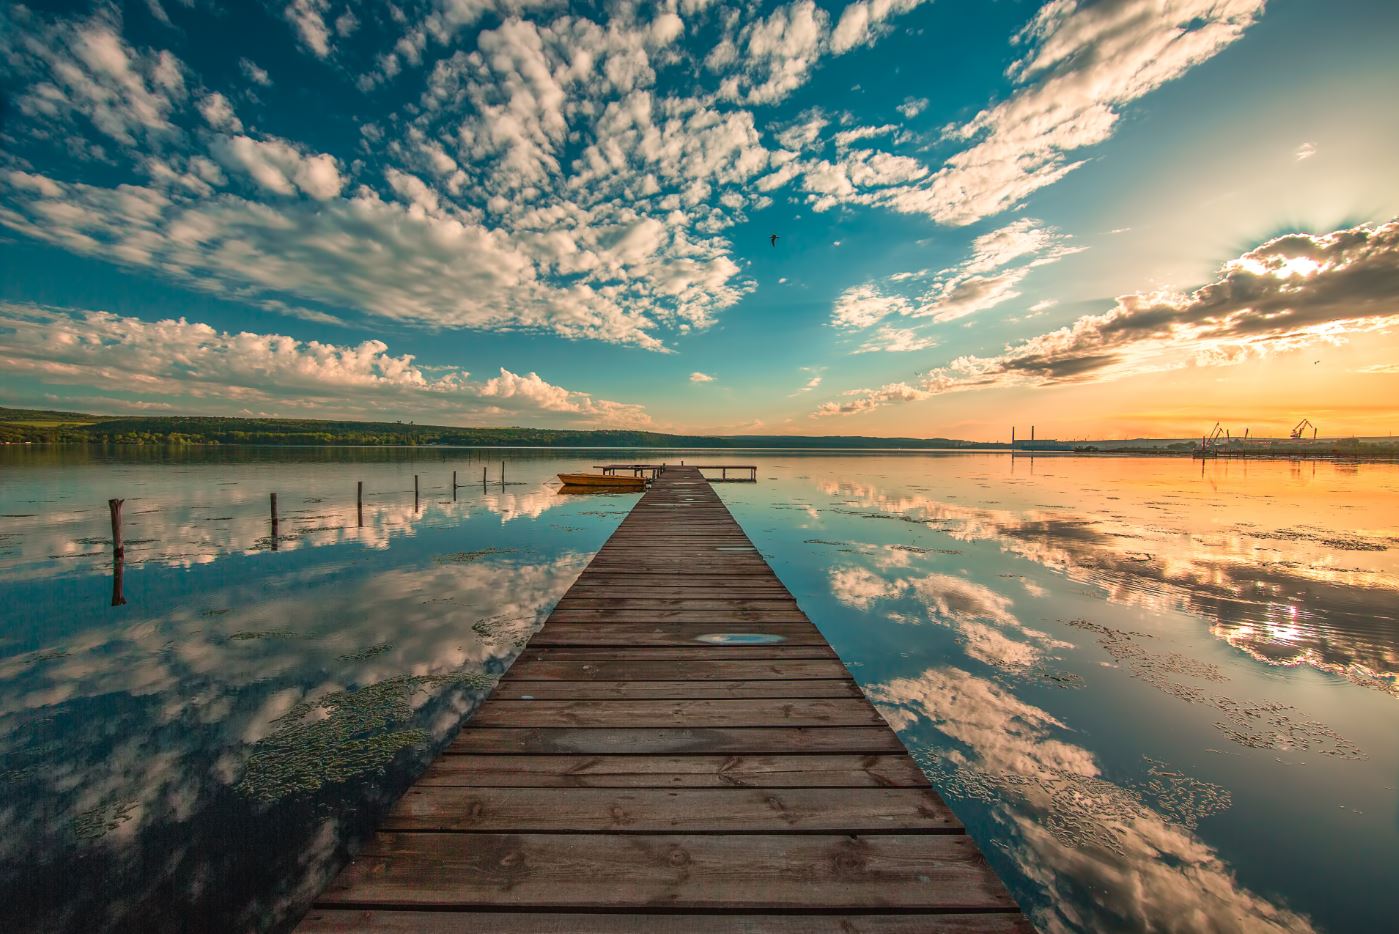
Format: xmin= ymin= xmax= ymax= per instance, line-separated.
xmin=770 ymin=233 xmax=779 ymax=247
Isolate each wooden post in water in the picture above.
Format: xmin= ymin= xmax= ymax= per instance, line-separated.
xmin=270 ymin=493 xmax=279 ymax=551
xmin=500 ymin=461 xmax=505 ymax=487
xmin=109 ymin=498 xmax=125 ymax=558
xmin=109 ymin=498 xmax=126 ymax=606
xmin=414 ymin=474 xmax=420 ymax=511
xmin=357 ymin=481 xmax=364 ymax=528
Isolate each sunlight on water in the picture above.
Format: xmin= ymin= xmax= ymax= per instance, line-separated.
xmin=1 ymin=447 xmax=1396 ymax=933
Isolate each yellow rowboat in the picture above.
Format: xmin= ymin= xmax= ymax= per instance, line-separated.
xmin=557 ymin=473 xmax=647 ymax=490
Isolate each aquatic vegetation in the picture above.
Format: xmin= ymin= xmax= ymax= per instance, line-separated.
xmin=337 ymin=641 xmax=392 ymax=661
xmin=228 ymin=630 xmax=299 ymax=641
xmin=434 ymin=547 xmax=514 ymax=564
xmin=71 ymin=801 xmax=136 ymax=841
xmin=236 ymin=671 xmax=493 ymax=801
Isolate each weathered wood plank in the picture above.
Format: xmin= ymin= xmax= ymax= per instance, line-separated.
xmin=382 ymin=787 xmax=961 ymax=833
xmin=317 ymin=833 xmax=1016 ymax=911
xmin=491 ymin=679 xmax=861 ymax=699
xmin=529 ymin=622 xmax=826 ymax=646
xmin=470 ymin=698 xmax=884 ymax=728
xmin=414 ymin=754 xmax=930 ymax=788
xmin=500 ymin=658 xmax=852 ymax=681
xmin=448 ymin=726 xmax=907 ymax=755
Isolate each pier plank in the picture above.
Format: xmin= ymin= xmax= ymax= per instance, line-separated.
xmin=296 ymin=467 xmax=1026 ymax=930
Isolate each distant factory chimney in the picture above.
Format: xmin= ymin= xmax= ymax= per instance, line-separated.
xmin=1012 ymin=427 xmax=1016 ymax=445
xmin=1031 ymin=425 xmax=1036 ymax=442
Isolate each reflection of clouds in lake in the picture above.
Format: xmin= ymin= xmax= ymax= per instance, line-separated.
xmin=0 ymin=552 xmax=584 ymax=931
xmin=822 ymin=479 xmax=1399 ymax=696
xmin=0 ymin=484 xmax=572 ymax=579
xmin=871 ymin=667 xmax=1316 ymax=934
xmin=829 ymin=562 xmax=1069 ymax=671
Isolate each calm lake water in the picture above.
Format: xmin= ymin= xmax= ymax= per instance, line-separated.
xmin=1 ymin=446 xmax=1396 ymax=933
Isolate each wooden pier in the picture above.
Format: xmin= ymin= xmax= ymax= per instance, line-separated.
xmin=297 ymin=467 xmax=1029 ymax=932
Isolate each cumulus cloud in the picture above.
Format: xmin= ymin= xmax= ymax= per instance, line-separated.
xmin=1295 ymin=141 xmax=1317 ymax=161
xmin=238 ymin=57 xmax=272 ymax=86
xmin=2 ymin=5 xmax=187 ymax=147
xmin=689 ymin=371 xmax=716 ymax=382
xmin=0 ymin=303 xmax=650 ymax=426
xmin=819 ymin=220 xmax=1399 ymax=416
xmin=831 ymin=0 xmax=931 ymax=55
xmin=209 ymin=134 xmax=344 ymax=199
xmin=284 ymin=0 xmax=334 ymax=58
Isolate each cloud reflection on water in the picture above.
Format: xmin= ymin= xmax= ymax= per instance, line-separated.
xmin=871 ymin=666 xmax=1316 ymax=934
xmin=821 ymin=477 xmax=1399 ymax=697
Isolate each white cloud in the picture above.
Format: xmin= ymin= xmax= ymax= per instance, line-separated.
xmin=1295 ymin=141 xmax=1317 ymax=161
xmin=831 ymin=0 xmax=930 ymax=55
xmin=831 ymin=219 xmax=1080 ymax=334
xmin=883 ymin=0 xmax=1265 ymax=225
xmin=856 ymin=324 xmax=938 ymax=353
xmin=689 ymin=371 xmax=716 ymax=382
xmin=2 ymin=6 xmax=187 ymax=147
xmin=819 ymin=219 xmax=1399 ymax=416
xmin=239 ymin=58 xmax=272 ymax=86
xmin=284 ymin=0 xmax=333 ymax=58
xmin=0 ymin=303 xmax=650 ymax=427
xmin=197 ymin=93 xmax=242 ymax=132
xmin=722 ymin=0 xmax=831 ymax=104
xmin=209 ymin=134 xmax=344 ymax=199
xmin=896 ymin=96 xmax=928 ymax=119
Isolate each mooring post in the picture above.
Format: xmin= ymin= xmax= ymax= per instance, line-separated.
xmin=270 ymin=493 xmax=279 ymax=551
xmin=414 ymin=474 xmax=420 ymax=512
xmin=452 ymin=470 xmax=457 ymax=489
xmin=108 ymin=498 xmax=124 ymax=558
xmin=109 ymin=498 xmax=126 ymax=606
xmin=357 ymin=481 xmax=363 ymax=527
xmin=501 ymin=461 xmax=505 ymax=486
xmin=482 ymin=466 xmax=487 ymax=489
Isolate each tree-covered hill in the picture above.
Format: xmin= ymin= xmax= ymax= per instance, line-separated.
xmin=0 ymin=407 xmax=989 ymax=448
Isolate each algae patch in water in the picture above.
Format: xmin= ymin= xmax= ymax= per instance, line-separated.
xmin=72 ymin=801 xmax=136 ymax=841
xmin=229 ymin=630 xmax=299 ymax=642
xmin=338 ymin=641 xmax=392 ymax=661
xmin=434 ymin=547 xmax=513 ymax=565
xmin=236 ymin=671 xmax=494 ymax=801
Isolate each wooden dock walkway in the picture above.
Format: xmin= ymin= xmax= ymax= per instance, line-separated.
xmin=297 ymin=467 xmax=1030 ymax=932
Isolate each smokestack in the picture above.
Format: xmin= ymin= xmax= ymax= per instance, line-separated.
xmin=1031 ymin=425 xmax=1035 ymax=442
xmin=1012 ymin=427 xmax=1016 ymax=446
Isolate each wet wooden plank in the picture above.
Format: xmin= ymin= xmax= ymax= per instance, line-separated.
xmin=414 ymin=754 xmax=930 ymax=788
xmin=317 ymin=833 xmax=1017 ymax=911
xmin=382 ymin=787 xmax=961 ymax=833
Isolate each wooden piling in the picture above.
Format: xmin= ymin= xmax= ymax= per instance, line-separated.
xmin=357 ymin=481 xmax=363 ymax=528
xmin=270 ymin=492 xmax=279 ymax=551
xmin=109 ymin=498 xmax=126 ymax=606
xmin=108 ymin=498 xmax=124 ymax=558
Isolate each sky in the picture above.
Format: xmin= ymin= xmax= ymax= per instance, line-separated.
xmin=1 ymin=0 xmax=1397 ymax=441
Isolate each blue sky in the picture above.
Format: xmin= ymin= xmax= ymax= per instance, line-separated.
xmin=2 ymin=0 xmax=1397 ymax=439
